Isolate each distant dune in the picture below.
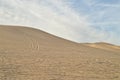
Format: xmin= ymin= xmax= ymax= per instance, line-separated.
xmin=83 ymin=42 xmax=120 ymax=53
xmin=0 ymin=25 xmax=120 ymax=80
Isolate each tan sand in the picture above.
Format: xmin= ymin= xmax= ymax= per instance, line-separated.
xmin=83 ymin=42 xmax=120 ymax=53
xmin=0 ymin=25 xmax=120 ymax=80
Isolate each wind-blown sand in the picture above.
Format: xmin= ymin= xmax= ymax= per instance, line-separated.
xmin=0 ymin=25 xmax=120 ymax=80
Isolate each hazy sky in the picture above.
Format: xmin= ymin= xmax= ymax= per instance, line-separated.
xmin=0 ymin=0 xmax=120 ymax=45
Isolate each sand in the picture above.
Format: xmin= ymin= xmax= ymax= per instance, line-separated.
xmin=0 ymin=25 xmax=120 ymax=80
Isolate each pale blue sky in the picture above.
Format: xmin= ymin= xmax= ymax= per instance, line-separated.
xmin=68 ymin=0 xmax=120 ymax=45
xmin=0 ymin=0 xmax=120 ymax=45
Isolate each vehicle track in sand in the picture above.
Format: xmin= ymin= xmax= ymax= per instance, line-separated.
xmin=26 ymin=35 xmax=40 ymax=51
xmin=20 ymin=31 xmax=40 ymax=52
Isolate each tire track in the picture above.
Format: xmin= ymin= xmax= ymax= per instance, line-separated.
xmin=21 ymin=32 xmax=40 ymax=51
xmin=28 ymin=37 xmax=40 ymax=51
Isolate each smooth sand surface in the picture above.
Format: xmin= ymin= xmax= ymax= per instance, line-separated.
xmin=0 ymin=25 xmax=120 ymax=80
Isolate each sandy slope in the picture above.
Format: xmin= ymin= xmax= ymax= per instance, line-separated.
xmin=83 ymin=42 xmax=120 ymax=53
xmin=0 ymin=25 xmax=120 ymax=80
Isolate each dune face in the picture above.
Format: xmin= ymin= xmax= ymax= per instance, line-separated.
xmin=84 ymin=42 xmax=120 ymax=53
xmin=0 ymin=25 xmax=120 ymax=80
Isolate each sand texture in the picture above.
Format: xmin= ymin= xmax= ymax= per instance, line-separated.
xmin=0 ymin=25 xmax=120 ymax=80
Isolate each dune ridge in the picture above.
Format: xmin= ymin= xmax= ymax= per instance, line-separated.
xmin=0 ymin=25 xmax=120 ymax=80
xmin=83 ymin=42 xmax=120 ymax=53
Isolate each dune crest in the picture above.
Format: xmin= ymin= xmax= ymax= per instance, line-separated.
xmin=84 ymin=42 xmax=120 ymax=52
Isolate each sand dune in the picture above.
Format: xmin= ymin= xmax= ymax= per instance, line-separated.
xmin=0 ymin=25 xmax=120 ymax=80
xmin=83 ymin=42 xmax=120 ymax=53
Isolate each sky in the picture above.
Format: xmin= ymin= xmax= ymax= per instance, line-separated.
xmin=0 ymin=0 xmax=120 ymax=45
